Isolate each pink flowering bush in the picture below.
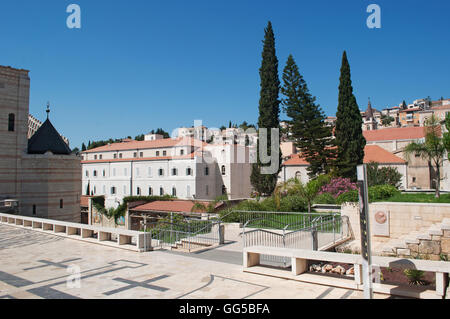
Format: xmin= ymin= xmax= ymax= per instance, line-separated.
xmin=319 ymin=177 xmax=357 ymax=198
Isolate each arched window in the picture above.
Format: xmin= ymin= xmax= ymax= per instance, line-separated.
xmin=160 ymin=187 xmax=164 ymax=196
xmin=148 ymin=187 xmax=153 ymax=195
xmin=172 ymin=168 xmax=177 ymax=176
xmin=158 ymin=168 xmax=164 ymax=176
xmin=205 ymin=166 xmax=209 ymax=176
xmin=222 ymin=185 xmax=227 ymax=195
xmin=172 ymin=187 xmax=176 ymax=196
xmin=221 ymin=165 xmax=226 ymax=175
xmin=186 ymin=167 xmax=192 ymax=176
xmin=137 ymin=187 xmax=141 ymax=195
xmin=295 ymin=171 xmax=301 ymax=180
xmin=186 ymin=185 xmax=191 ymax=197
xmin=8 ymin=113 xmax=14 ymax=132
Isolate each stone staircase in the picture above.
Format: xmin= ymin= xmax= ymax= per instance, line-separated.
xmin=381 ymin=218 xmax=450 ymax=260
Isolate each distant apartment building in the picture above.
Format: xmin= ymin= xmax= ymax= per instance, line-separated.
xmin=81 ymin=135 xmax=253 ymax=208
xmin=0 ymin=65 xmax=81 ymax=222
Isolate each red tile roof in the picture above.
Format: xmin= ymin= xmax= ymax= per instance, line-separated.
xmin=363 ymin=145 xmax=405 ymax=164
xmin=283 ymin=145 xmax=405 ymax=166
xmin=82 ymin=137 xmax=207 ymax=153
xmin=130 ymin=200 xmax=214 ymax=213
xmin=363 ymin=126 xmax=426 ymax=142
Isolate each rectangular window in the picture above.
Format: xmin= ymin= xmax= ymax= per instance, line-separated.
xmin=94 ymin=155 xmax=97 ymax=160
xmin=156 ymin=151 xmax=160 ymax=156
xmin=163 ymin=151 xmax=167 ymax=156
xmin=114 ymin=154 xmax=117 ymax=159
xmin=133 ymin=152 xmax=137 ymax=158
xmin=148 ymin=167 xmax=152 ymax=176
xmin=111 ymin=187 xmax=116 ymax=195
xmin=136 ymin=168 xmax=140 ymax=176
xmin=32 ymin=205 xmax=36 ymax=215
xmin=140 ymin=152 xmax=143 ymax=157
xmin=8 ymin=113 xmax=15 ymax=132
xmin=99 ymin=155 xmax=102 ymax=159
xmin=119 ymin=153 xmax=123 ymax=159
xmin=60 ymin=199 xmax=64 ymax=209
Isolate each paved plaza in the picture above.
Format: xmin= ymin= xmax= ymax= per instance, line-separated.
xmin=0 ymin=224 xmax=390 ymax=299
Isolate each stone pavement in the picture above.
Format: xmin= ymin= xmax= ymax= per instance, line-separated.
xmin=0 ymin=224 xmax=390 ymax=299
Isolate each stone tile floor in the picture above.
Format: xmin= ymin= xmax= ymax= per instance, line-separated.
xmin=0 ymin=224 xmax=390 ymax=299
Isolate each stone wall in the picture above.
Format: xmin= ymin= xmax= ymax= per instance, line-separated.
xmin=341 ymin=202 xmax=450 ymax=256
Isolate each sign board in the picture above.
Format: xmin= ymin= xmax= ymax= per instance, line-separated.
xmin=372 ymin=210 xmax=390 ymax=237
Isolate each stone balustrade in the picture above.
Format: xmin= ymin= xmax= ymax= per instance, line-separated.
xmin=0 ymin=213 xmax=152 ymax=252
xmin=243 ymin=246 xmax=450 ymax=299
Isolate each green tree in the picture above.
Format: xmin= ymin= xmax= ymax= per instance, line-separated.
xmin=381 ymin=114 xmax=394 ymax=127
xmin=443 ymin=113 xmax=450 ymax=159
xmin=334 ymin=51 xmax=366 ymax=180
xmin=281 ymin=54 xmax=336 ymax=178
xmin=81 ymin=143 xmax=86 ymax=151
xmin=250 ymin=21 xmax=282 ymax=196
xmin=404 ymin=115 xmax=446 ymax=198
xmin=366 ymin=162 xmax=402 ymax=188
xmin=275 ymin=175 xmax=330 ymax=213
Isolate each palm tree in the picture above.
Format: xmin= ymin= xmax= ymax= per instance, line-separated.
xmin=190 ymin=195 xmax=228 ymax=215
xmin=404 ymin=115 xmax=445 ymax=198
xmin=274 ymin=175 xmax=330 ymax=213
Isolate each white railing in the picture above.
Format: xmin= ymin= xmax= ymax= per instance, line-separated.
xmin=0 ymin=213 xmax=152 ymax=252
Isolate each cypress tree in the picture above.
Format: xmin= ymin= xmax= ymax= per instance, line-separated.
xmin=81 ymin=142 xmax=86 ymax=151
xmin=250 ymin=21 xmax=282 ymax=196
xmin=281 ymin=54 xmax=335 ymax=178
xmin=334 ymin=51 xmax=366 ymax=180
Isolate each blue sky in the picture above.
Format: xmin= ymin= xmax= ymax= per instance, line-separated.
xmin=1 ymin=0 xmax=449 ymax=149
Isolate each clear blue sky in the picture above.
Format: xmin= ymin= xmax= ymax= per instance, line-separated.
xmin=1 ymin=0 xmax=449 ymax=149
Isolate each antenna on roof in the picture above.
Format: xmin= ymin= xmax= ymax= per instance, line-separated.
xmin=46 ymin=102 xmax=50 ymax=119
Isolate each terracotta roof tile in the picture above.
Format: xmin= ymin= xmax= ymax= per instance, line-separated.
xmin=130 ymin=200 xmax=213 ymax=213
xmin=82 ymin=137 xmax=207 ymax=153
xmin=283 ymin=145 xmax=405 ymax=166
xmin=363 ymin=127 xmax=426 ymax=141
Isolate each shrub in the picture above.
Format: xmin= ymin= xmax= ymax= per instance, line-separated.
xmin=367 ymin=162 xmax=403 ymax=188
xmin=403 ymin=269 xmax=427 ymax=286
xmin=314 ymin=193 xmax=337 ymax=205
xmin=319 ymin=178 xmax=357 ymax=198
xmin=368 ymin=185 xmax=400 ymax=201
xmin=336 ymin=190 xmax=359 ymax=204
xmin=279 ymin=195 xmax=307 ymax=212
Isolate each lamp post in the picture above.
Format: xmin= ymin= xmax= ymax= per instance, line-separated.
xmin=357 ymin=164 xmax=373 ymax=299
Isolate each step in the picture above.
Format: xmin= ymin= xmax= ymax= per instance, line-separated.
xmin=428 ymin=228 xmax=443 ymax=236
xmin=390 ymin=241 xmax=408 ymax=249
xmin=404 ymin=237 xmax=420 ymax=245
xmin=416 ymin=234 xmax=432 ymax=241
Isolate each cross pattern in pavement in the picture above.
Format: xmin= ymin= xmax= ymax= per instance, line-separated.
xmin=103 ymin=275 xmax=170 ymax=296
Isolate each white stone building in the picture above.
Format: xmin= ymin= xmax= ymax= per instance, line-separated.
xmin=81 ymin=138 xmax=253 ymax=208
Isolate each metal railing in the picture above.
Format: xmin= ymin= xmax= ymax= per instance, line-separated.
xmin=242 ymin=215 xmax=350 ymax=267
xmin=219 ymin=210 xmax=335 ymax=230
xmin=149 ymin=218 xmax=222 ymax=252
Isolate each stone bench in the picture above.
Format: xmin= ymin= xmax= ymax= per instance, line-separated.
xmin=243 ymin=246 xmax=450 ymax=299
xmin=0 ymin=212 xmax=152 ymax=252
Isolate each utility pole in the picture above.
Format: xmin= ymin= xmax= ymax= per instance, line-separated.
xmin=357 ymin=164 xmax=373 ymax=299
